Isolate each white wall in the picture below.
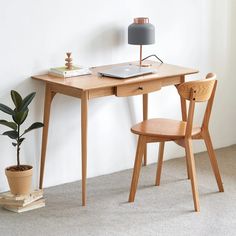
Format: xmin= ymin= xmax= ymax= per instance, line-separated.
xmin=0 ymin=0 xmax=235 ymax=192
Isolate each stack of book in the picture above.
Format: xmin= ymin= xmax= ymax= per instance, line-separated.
xmin=49 ymin=66 xmax=91 ymax=78
xmin=0 ymin=189 xmax=45 ymax=213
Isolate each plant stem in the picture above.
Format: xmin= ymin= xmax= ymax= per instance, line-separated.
xmin=17 ymin=124 xmax=20 ymax=168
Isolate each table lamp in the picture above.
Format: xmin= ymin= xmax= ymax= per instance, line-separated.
xmin=128 ymin=17 xmax=155 ymax=67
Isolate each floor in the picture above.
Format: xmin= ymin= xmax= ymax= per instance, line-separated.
xmin=0 ymin=145 xmax=235 ymax=236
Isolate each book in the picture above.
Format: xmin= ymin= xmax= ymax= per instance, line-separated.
xmin=0 ymin=189 xmax=43 ymax=201
xmin=3 ymin=198 xmax=45 ymax=213
xmin=49 ymin=66 xmax=91 ymax=78
xmin=0 ymin=189 xmax=43 ymax=207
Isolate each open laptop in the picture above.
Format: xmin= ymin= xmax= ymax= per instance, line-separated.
xmin=98 ymin=65 xmax=156 ymax=79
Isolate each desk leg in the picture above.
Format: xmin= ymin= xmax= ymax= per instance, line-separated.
xmin=39 ymin=85 xmax=56 ymax=189
xmin=143 ymin=94 xmax=148 ymax=166
xmin=81 ymin=92 xmax=88 ymax=206
xmin=180 ymin=76 xmax=190 ymax=179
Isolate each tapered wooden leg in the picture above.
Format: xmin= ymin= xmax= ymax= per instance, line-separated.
xmin=185 ymin=139 xmax=200 ymax=212
xmin=202 ymin=130 xmax=224 ymax=192
xmin=174 ymin=139 xmax=190 ymax=179
xmin=155 ymin=142 xmax=165 ymax=186
xmin=129 ymin=136 xmax=146 ymax=202
xmin=81 ymin=92 xmax=88 ymax=206
xmin=143 ymin=94 xmax=148 ymax=166
xmin=39 ymin=85 xmax=56 ymax=189
xmin=143 ymin=144 xmax=147 ymax=166
xmin=185 ymin=149 xmax=191 ymax=179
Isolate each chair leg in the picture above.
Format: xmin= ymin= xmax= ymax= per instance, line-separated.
xmin=185 ymin=149 xmax=191 ymax=180
xmin=202 ymin=130 xmax=224 ymax=192
xmin=143 ymin=144 xmax=147 ymax=166
xmin=155 ymin=142 xmax=165 ymax=186
xmin=185 ymin=139 xmax=200 ymax=212
xmin=129 ymin=135 xmax=146 ymax=202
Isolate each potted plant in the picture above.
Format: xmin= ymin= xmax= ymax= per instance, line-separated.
xmin=0 ymin=90 xmax=43 ymax=195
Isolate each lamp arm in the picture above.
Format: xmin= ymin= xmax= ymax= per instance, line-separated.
xmin=142 ymin=54 xmax=164 ymax=64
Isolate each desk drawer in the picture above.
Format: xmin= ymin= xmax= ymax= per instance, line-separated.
xmin=116 ymin=80 xmax=161 ymax=97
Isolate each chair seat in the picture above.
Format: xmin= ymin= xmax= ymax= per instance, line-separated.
xmin=131 ymin=118 xmax=201 ymax=140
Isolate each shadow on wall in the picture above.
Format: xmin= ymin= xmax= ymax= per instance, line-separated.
xmin=84 ymin=24 xmax=125 ymax=64
xmin=229 ymin=0 xmax=236 ymax=64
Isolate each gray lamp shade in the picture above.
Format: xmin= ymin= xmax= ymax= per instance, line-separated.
xmin=128 ymin=17 xmax=155 ymax=45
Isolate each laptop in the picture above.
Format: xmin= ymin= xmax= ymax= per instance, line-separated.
xmin=98 ymin=65 xmax=156 ymax=79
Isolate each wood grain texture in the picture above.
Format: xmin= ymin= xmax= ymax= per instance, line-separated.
xmin=81 ymin=91 xmax=88 ymax=206
xmin=47 ymin=83 xmax=82 ymax=98
xmin=143 ymin=94 xmax=148 ymax=166
xmin=202 ymin=79 xmax=217 ymax=129
xmin=116 ymin=80 xmax=161 ymax=97
xmin=39 ymin=85 xmax=56 ymax=189
xmin=177 ymin=78 xmax=216 ymax=102
xmin=129 ymin=136 xmax=146 ymax=202
xmin=202 ymin=130 xmax=224 ymax=192
xmin=32 ymin=62 xmax=198 ymax=92
xmin=185 ymin=90 xmax=196 ymax=138
xmin=131 ymin=118 xmax=201 ymax=139
xmin=179 ymin=76 xmax=190 ymax=179
xmin=179 ymin=75 xmax=187 ymax=121
xmin=88 ymin=87 xmax=115 ymax=99
xmin=155 ymin=142 xmax=165 ymax=186
xmin=185 ymin=138 xmax=200 ymax=212
xmin=33 ymin=61 xmax=198 ymax=206
xmin=129 ymin=73 xmax=223 ymax=212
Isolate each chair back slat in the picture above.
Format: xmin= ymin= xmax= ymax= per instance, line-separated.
xmin=178 ymin=79 xmax=216 ymax=102
xmin=177 ymin=73 xmax=217 ymax=136
xmin=185 ymin=89 xmax=196 ymax=138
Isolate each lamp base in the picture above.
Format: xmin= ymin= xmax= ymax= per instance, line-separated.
xmin=140 ymin=62 xmax=152 ymax=67
xmin=132 ymin=61 xmax=152 ymax=67
xmin=134 ymin=62 xmax=152 ymax=67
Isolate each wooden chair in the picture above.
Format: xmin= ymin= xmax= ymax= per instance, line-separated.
xmin=128 ymin=73 xmax=224 ymax=212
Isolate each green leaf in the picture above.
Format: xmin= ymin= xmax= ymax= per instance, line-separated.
xmin=19 ymin=92 xmax=36 ymax=111
xmin=11 ymin=90 xmax=22 ymax=110
xmin=23 ymin=122 xmax=44 ymax=135
xmin=0 ymin=103 xmax=14 ymax=115
xmin=12 ymin=142 xmax=17 ymax=147
xmin=19 ymin=138 xmax=25 ymax=145
xmin=12 ymin=109 xmax=29 ymax=125
xmin=2 ymin=130 xmax=18 ymax=139
xmin=0 ymin=120 xmax=17 ymax=130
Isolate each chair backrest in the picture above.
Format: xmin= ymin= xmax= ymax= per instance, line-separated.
xmin=177 ymin=73 xmax=217 ymax=137
xmin=178 ymin=74 xmax=216 ymax=102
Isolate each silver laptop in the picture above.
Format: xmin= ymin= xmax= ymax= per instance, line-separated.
xmin=98 ymin=65 xmax=155 ymax=79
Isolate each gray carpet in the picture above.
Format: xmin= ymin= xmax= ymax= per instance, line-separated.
xmin=0 ymin=145 xmax=236 ymax=236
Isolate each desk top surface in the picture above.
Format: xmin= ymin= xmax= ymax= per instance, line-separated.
xmin=32 ymin=61 xmax=198 ymax=91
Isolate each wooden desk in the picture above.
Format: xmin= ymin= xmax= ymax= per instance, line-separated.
xmin=32 ymin=61 xmax=198 ymax=206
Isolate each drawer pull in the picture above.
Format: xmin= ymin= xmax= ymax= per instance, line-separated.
xmin=138 ymin=86 xmax=143 ymax=90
